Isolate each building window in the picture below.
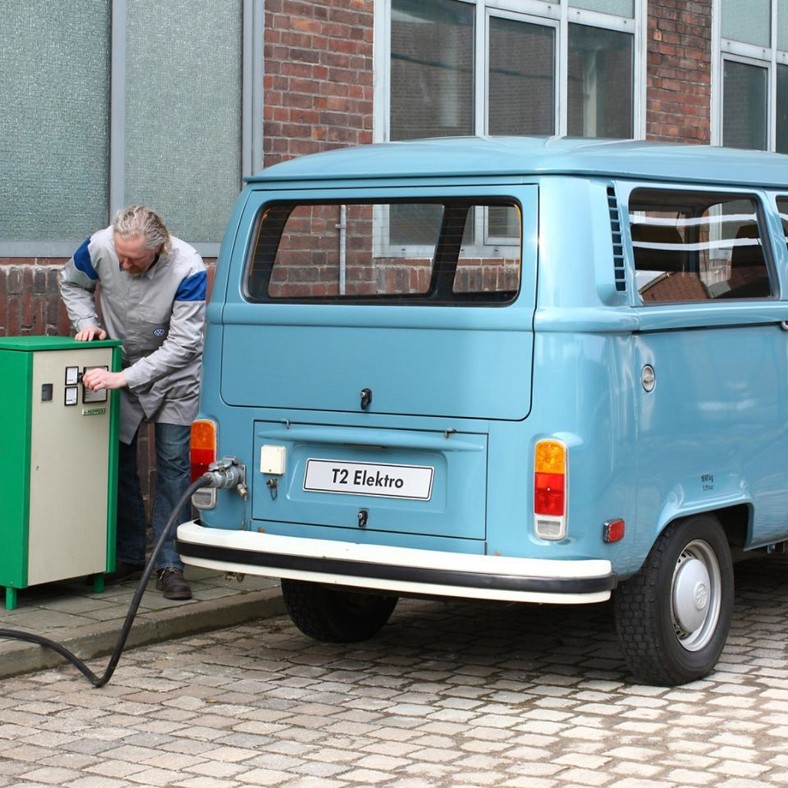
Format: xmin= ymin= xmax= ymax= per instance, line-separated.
xmin=0 ymin=2 xmax=112 ymax=251
xmin=567 ymin=24 xmax=633 ymax=138
xmin=0 ymin=0 xmax=263 ymax=257
xmin=779 ymin=65 xmax=788 ymax=151
xmin=390 ymin=0 xmax=475 ymax=140
xmin=719 ymin=0 xmax=788 ymax=152
xmin=385 ymin=0 xmax=638 ymax=143
xmin=488 ymin=16 xmax=556 ymax=136
xmin=723 ymin=61 xmax=768 ymax=150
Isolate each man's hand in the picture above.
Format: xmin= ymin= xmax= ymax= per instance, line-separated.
xmin=82 ymin=368 xmax=127 ymax=391
xmin=74 ymin=326 xmax=107 ymax=341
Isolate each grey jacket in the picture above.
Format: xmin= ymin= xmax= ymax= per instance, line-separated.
xmin=60 ymin=226 xmax=207 ymax=443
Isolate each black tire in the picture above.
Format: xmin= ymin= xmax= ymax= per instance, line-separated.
xmin=614 ymin=514 xmax=733 ymax=686
xmin=281 ymin=579 xmax=398 ymax=643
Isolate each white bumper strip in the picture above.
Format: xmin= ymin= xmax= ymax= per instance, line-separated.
xmin=177 ymin=521 xmax=614 ymax=605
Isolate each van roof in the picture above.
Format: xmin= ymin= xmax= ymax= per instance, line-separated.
xmin=249 ymin=136 xmax=788 ymax=188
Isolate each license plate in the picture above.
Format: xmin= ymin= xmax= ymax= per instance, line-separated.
xmin=304 ymin=459 xmax=434 ymax=500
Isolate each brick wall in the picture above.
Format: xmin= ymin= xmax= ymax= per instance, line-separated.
xmin=263 ymin=0 xmax=374 ymax=166
xmin=0 ymin=261 xmax=70 ymax=337
xmin=646 ymin=0 xmax=712 ymax=143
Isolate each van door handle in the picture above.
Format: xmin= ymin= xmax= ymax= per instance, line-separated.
xmin=781 ymin=322 xmax=788 ymax=331
xmin=360 ymin=387 xmax=373 ymax=410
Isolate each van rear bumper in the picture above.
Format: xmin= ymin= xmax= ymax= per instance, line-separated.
xmin=176 ymin=522 xmax=616 ymax=604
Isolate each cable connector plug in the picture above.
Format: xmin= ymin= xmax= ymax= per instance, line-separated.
xmin=203 ymin=457 xmax=246 ymax=493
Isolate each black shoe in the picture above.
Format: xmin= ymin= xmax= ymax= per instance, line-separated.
xmin=104 ymin=561 xmax=146 ymax=584
xmin=156 ymin=567 xmax=192 ymax=600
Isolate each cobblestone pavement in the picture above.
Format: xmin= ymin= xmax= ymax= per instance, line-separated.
xmin=0 ymin=555 xmax=787 ymax=788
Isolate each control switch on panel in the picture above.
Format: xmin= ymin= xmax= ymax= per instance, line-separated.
xmin=82 ymin=365 xmax=109 ymax=404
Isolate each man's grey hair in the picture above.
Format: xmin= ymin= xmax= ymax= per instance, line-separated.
xmin=113 ymin=205 xmax=171 ymax=254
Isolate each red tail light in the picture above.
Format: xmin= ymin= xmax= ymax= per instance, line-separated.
xmin=534 ymin=439 xmax=567 ymax=540
xmin=534 ymin=440 xmax=566 ymax=516
xmin=534 ymin=472 xmax=565 ymax=516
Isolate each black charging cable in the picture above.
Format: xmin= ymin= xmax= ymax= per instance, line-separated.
xmin=0 ymin=474 xmax=213 ymax=688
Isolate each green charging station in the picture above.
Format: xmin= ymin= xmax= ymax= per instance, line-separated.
xmin=0 ymin=336 xmax=121 ymax=610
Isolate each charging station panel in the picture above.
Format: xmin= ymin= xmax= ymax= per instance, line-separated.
xmin=0 ymin=336 xmax=121 ymax=610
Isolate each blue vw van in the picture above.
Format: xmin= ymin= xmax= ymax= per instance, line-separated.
xmin=177 ymin=136 xmax=788 ymax=686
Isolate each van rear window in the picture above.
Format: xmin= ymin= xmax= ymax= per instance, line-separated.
xmin=630 ymin=190 xmax=773 ymax=302
xmin=245 ymin=200 xmax=521 ymax=304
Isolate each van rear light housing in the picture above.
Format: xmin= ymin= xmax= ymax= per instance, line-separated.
xmin=534 ymin=439 xmax=567 ymax=540
xmin=190 ymin=419 xmax=218 ymax=509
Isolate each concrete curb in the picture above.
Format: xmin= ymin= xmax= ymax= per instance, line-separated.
xmin=0 ymin=588 xmax=286 ymax=682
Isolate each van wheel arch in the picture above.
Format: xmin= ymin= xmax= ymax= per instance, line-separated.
xmin=614 ymin=513 xmax=733 ymax=686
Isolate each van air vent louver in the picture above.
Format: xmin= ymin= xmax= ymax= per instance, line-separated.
xmin=607 ymin=186 xmax=626 ymax=293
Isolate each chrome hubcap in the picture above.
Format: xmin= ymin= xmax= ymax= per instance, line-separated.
xmin=671 ymin=540 xmax=721 ymax=651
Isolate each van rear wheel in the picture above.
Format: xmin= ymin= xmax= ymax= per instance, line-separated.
xmin=614 ymin=514 xmax=733 ymax=686
xmin=281 ymin=579 xmax=398 ymax=643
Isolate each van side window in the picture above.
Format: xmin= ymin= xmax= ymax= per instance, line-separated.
xmin=629 ymin=190 xmax=772 ymax=303
xmin=245 ymin=200 xmax=521 ymax=305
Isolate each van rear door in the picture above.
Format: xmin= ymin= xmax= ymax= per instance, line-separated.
xmin=221 ymin=188 xmax=537 ymax=421
xmin=219 ymin=186 xmax=537 ymax=542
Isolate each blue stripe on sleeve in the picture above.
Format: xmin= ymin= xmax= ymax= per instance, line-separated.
xmin=175 ymin=270 xmax=207 ymax=302
xmin=73 ymin=238 xmax=98 ymax=280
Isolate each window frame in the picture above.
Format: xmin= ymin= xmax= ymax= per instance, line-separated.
xmin=375 ymin=0 xmax=645 ymax=143
xmin=243 ymin=196 xmax=524 ymax=306
xmin=483 ymin=8 xmax=560 ymax=136
xmin=714 ymin=0 xmax=788 ymax=151
xmin=0 ymin=0 xmax=263 ymax=259
xmin=720 ymin=54 xmax=770 ymax=150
